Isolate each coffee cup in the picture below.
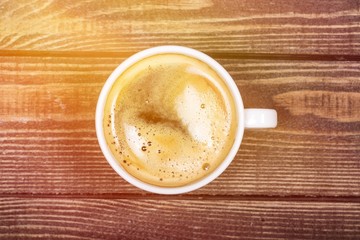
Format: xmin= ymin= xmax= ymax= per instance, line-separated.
xmin=96 ymin=46 xmax=277 ymax=194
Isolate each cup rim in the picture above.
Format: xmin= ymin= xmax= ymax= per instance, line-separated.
xmin=95 ymin=45 xmax=244 ymax=194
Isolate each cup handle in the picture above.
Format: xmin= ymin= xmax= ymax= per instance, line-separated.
xmin=244 ymin=109 xmax=277 ymax=128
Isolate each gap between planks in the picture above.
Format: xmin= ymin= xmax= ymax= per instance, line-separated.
xmin=0 ymin=194 xmax=359 ymax=203
xmin=1 ymin=50 xmax=360 ymax=62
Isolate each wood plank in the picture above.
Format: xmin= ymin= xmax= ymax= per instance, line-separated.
xmin=0 ymin=0 xmax=359 ymax=55
xmin=0 ymin=198 xmax=359 ymax=239
xmin=0 ymin=56 xmax=359 ymax=196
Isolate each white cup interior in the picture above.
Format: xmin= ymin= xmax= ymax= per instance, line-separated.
xmin=95 ymin=46 xmax=245 ymax=194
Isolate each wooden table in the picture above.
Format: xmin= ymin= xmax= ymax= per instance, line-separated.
xmin=1 ymin=0 xmax=359 ymax=239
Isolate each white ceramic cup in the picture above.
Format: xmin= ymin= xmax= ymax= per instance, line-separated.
xmin=96 ymin=46 xmax=277 ymax=194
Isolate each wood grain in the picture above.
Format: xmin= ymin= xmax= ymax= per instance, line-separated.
xmin=1 ymin=1 xmax=360 ymax=239
xmin=0 ymin=0 xmax=359 ymax=55
xmin=1 ymin=56 xmax=359 ymax=196
xmin=0 ymin=198 xmax=359 ymax=239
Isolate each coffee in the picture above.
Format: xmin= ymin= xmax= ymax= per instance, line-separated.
xmin=103 ymin=53 xmax=237 ymax=187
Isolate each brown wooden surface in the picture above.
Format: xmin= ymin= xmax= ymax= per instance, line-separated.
xmin=1 ymin=198 xmax=360 ymax=240
xmin=1 ymin=0 xmax=360 ymax=55
xmin=1 ymin=0 xmax=360 ymax=239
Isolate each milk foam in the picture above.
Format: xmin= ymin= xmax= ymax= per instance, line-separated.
xmin=104 ymin=54 xmax=237 ymax=187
